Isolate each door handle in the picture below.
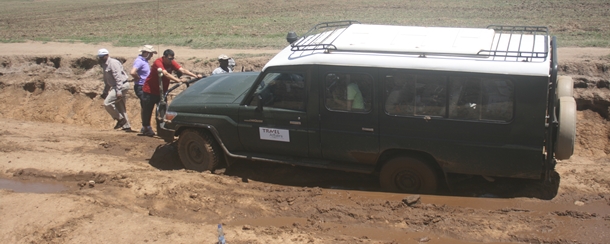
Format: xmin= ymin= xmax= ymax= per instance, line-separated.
xmin=362 ymin=127 xmax=374 ymax=132
xmin=244 ymin=119 xmax=263 ymax=123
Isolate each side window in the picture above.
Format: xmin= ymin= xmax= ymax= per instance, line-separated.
xmin=448 ymin=77 xmax=513 ymax=121
xmin=324 ymin=72 xmax=373 ymax=112
xmin=249 ymin=72 xmax=306 ymax=111
xmin=448 ymin=77 xmax=481 ymax=120
xmin=482 ymin=79 xmax=514 ymax=121
xmin=385 ymin=74 xmax=415 ymax=115
xmin=384 ymin=73 xmax=446 ymax=117
xmin=415 ymin=75 xmax=447 ymax=117
xmin=384 ymin=72 xmax=513 ymax=122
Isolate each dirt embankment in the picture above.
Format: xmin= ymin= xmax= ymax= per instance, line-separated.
xmin=559 ymin=59 xmax=610 ymax=159
xmin=0 ymin=54 xmax=271 ymax=130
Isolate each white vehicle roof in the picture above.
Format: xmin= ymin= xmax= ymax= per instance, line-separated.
xmin=264 ymin=23 xmax=551 ymax=77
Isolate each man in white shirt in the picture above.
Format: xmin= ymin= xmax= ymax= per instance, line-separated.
xmin=212 ymin=54 xmax=233 ymax=75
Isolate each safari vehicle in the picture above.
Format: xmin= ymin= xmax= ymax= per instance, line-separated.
xmin=159 ymin=21 xmax=576 ymax=194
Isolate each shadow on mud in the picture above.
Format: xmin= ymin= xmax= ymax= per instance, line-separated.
xmin=148 ymin=143 xmax=184 ymax=171
xmin=148 ymin=143 xmax=559 ymax=200
xmin=445 ymin=172 xmax=560 ymax=200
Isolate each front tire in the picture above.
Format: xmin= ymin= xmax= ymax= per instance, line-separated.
xmin=380 ymin=156 xmax=439 ymax=194
xmin=177 ymin=129 xmax=220 ymax=171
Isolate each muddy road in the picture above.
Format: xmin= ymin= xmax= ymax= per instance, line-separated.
xmin=1 ymin=43 xmax=610 ymax=243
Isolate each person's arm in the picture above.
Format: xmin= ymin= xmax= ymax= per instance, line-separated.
xmin=346 ymin=83 xmax=355 ymax=111
xmin=161 ymin=69 xmax=182 ymax=83
xmin=179 ymin=67 xmax=202 ymax=80
xmin=101 ymin=83 xmax=110 ymax=99
xmin=130 ymin=66 xmax=140 ymax=81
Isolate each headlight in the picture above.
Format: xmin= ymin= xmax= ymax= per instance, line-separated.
xmin=164 ymin=111 xmax=177 ymax=122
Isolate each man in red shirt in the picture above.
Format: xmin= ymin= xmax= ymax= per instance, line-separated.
xmin=140 ymin=49 xmax=201 ymax=136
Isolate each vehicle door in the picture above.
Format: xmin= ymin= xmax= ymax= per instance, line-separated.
xmin=237 ymin=68 xmax=310 ymax=157
xmin=319 ymin=67 xmax=379 ymax=164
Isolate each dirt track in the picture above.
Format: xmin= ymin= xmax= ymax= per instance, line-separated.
xmin=1 ymin=42 xmax=610 ymax=243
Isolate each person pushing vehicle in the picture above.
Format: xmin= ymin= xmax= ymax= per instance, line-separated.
xmin=140 ymin=49 xmax=201 ymax=136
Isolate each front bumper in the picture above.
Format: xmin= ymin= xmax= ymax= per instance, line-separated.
xmin=156 ymin=121 xmax=175 ymax=143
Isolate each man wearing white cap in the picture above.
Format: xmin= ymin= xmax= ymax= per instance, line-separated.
xmin=130 ymin=45 xmax=157 ymax=100
xmin=97 ymin=48 xmax=132 ymax=131
xmin=212 ymin=54 xmax=233 ymax=75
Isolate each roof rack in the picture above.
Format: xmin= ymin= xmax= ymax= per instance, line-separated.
xmin=479 ymin=25 xmax=549 ymax=61
xmin=291 ymin=22 xmax=549 ymax=62
xmin=290 ymin=20 xmax=360 ymax=52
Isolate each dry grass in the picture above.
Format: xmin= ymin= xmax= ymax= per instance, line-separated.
xmin=0 ymin=0 xmax=608 ymax=48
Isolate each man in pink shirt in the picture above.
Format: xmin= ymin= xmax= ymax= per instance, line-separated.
xmin=140 ymin=49 xmax=201 ymax=136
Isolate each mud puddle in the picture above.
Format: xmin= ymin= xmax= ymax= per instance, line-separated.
xmin=0 ymin=177 xmax=68 ymax=193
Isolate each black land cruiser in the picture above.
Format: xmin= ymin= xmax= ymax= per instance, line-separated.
xmin=159 ymin=21 xmax=576 ymax=194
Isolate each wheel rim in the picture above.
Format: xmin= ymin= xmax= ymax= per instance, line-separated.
xmin=187 ymin=141 xmax=204 ymax=165
xmin=395 ymin=170 xmax=422 ymax=192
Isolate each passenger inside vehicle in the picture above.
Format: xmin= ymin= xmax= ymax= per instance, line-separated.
xmin=345 ymin=74 xmax=364 ymax=111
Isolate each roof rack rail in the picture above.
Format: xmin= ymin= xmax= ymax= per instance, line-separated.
xmin=479 ymin=25 xmax=549 ymax=61
xmin=291 ymin=22 xmax=549 ymax=62
xmin=290 ymin=20 xmax=360 ymax=51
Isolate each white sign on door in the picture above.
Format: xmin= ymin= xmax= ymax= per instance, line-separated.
xmin=259 ymin=127 xmax=290 ymax=142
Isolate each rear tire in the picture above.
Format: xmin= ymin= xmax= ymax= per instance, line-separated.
xmin=555 ymin=97 xmax=576 ymax=160
xmin=380 ymin=156 xmax=439 ymax=194
xmin=557 ymin=76 xmax=574 ymax=98
xmin=177 ymin=129 xmax=220 ymax=171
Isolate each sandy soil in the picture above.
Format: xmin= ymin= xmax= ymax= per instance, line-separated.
xmin=1 ymin=42 xmax=609 ymax=244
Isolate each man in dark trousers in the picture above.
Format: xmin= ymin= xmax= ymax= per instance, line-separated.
xmin=140 ymin=49 xmax=201 ymax=136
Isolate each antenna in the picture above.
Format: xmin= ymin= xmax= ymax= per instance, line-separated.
xmin=156 ymin=0 xmax=160 ymax=53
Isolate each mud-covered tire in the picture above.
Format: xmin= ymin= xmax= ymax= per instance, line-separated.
xmin=557 ymin=76 xmax=574 ymax=98
xmin=177 ymin=129 xmax=220 ymax=171
xmin=380 ymin=156 xmax=439 ymax=194
xmin=555 ymin=97 xmax=576 ymax=160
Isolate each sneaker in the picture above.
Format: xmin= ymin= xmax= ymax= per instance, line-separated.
xmin=139 ymin=127 xmax=146 ymax=134
xmin=143 ymin=130 xmax=155 ymax=137
xmin=114 ymin=118 xmax=127 ymax=130
xmin=142 ymin=126 xmax=155 ymax=137
xmin=122 ymin=127 xmax=135 ymax=132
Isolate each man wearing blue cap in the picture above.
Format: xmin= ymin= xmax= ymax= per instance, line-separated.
xmin=97 ymin=48 xmax=132 ymax=131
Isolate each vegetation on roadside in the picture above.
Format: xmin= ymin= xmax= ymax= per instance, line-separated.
xmin=0 ymin=0 xmax=608 ymax=49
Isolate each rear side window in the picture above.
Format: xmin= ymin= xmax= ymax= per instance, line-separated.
xmin=384 ymin=73 xmax=447 ymax=117
xmin=448 ymin=77 xmax=514 ymax=121
xmin=385 ymin=73 xmax=514 ymax=121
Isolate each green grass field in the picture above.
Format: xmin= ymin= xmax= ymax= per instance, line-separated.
xmin=0 ymin=0 xmax=608 ymax=49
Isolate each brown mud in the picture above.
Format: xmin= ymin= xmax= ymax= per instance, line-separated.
xmin=0 ymin=43 xmax=609 ymax=243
